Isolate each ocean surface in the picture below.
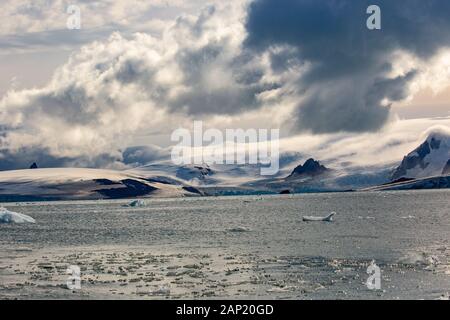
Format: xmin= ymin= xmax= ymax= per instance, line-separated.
xmin=0 ymin=190 xmax=449 ymax=300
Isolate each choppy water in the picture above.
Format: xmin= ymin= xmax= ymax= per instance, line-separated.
xmin=0 ymin=190 xmax=449 ymax=299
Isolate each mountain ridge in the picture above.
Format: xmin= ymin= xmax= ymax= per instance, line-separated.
xmin=1 ymin=129 xmax=449 ymax=201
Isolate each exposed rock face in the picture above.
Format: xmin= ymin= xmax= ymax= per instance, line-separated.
xmin=443 ymin=159 xmax=450 ymax=175
xmin=182 ymin=186 xmax=204 ymax=196
xmin=95 ymin=179 xmax=158 ymax=198
xmin=194 ymin=165 xmax=213 ymax=177
xmin=287 ymin=158 xmax=328 ymax=179
xmin=391 ymin=140 xmax=431 ymax=180
xmin=175 ymin=165 xmax=213 ymax=182
xmin=29 ymin=163 xmax=38 ymax=169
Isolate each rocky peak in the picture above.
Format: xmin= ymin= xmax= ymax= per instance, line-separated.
xmin=288 ymin=158 xmax=328 ymax=178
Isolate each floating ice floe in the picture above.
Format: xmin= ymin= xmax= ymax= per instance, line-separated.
xmin=149 ymin=286 xmax=170 ymax=296
xmin=437 ymin=293 xmax=450 ymax=300
xmin=303 ymin=212 xmax=336 ymax=222
xmin=397 ymin=252 xmax=440 ymax=267
xmin=0 ymin=207 xmax=36 ymax=224
xmin=266 ymin=286 xmax=296 ymax=293
xmin=226 ymin=226 xmax=251 ymax=233
xmin=124 ymin=199 xmax=146 ymax=207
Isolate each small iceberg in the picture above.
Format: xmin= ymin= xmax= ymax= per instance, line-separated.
xmin=149 ymin=286 xmax=170 ymax=296
xmin=397 ymin=252 xmax=440 ymax=267
xmin=437 ymin=293 xmax=450 ymax=301
xmin=266 ymin=286 xmax=296 ymax=293
xmin=0 ymin=207 xmax=36 ymax=224
xmin=124 ymin=199 xmax=146 ymax=207
xmin=226 ymin=226 xmax=252 ymax=233
xmin=303 ymin=212 xmax=336 ymax=222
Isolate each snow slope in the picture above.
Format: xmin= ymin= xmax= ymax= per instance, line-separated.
xmin=129 ymin=154 xmax=394 ymax=194
xmin=128 ymin=158 xmax=296 ymax=187
xmin=0 ymin=168 xmax=200 ymax=201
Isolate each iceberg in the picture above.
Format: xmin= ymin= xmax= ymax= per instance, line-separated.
xmin=303 ymin=212 xmax=336 ymax=222
xmin=0 ymin=207 xmax=36 ymax=224
xmin=125 ymin=199 xmax=147 ymax=207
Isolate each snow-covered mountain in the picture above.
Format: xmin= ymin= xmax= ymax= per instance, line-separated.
xmin=128 ymin=153 xmax=395 ymax=194
xmin=391 ymin=131 xmax=450 ymax=181
xmin=128 ymin=153 xmax=303 ymax=187
xmin=0 ymin=168 xmax=201 ymax=201
xmin=129 ymin=161 xmax=217 ymax=185
xmin=1 ymin=130 xmax=449 ymax=201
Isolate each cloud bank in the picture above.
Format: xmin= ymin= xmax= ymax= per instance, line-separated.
xmin=1 ymin=0 xmax=450 ymax=170
xmin=0 ymin=2 xmax=277 ymax=168
xmin=245 ymin=0 xmax=450 ymax=133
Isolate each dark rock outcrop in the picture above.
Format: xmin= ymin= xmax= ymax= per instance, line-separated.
xmin=443 ymin=159 xmax=450 ymax=175
xmin=93 ymin=179 xmax=117 ymax=185
xmin=176 ymin=165 xmax=213 ymax=181
xmin=96 ymin=179 xmax=157 ymax=198
xmin=194 ymin=165 xmax=213 ymax=176
xmin=182 ymin=186 xmax=204 ymax=195
xmin=391 ymin=139 xmax=432 ymax=181
xmin=287 ymin=158 xmax=328 ymax=179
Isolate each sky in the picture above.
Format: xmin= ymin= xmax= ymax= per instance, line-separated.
xmin=0 ymin=0 xmax=449 ymax=171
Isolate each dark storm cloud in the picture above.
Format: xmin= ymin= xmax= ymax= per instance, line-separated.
xmin=168 ymin=28 xmax=278 ymax=115
xmin=0 ymin=147 xmax=119 ymax=171
xmin=0 ymin=144 xmax=167 ymax=171
xmin=122 ymin=145 xmax=169 ymax=166
xmin=245 ymin=0 xmax=450 ymax=133
xmin=0 ymin=145 xmax=168 ymax=171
